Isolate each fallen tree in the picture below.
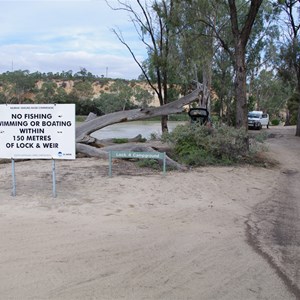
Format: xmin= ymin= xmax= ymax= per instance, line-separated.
xmin=75 ymin=88 xmax=203 ymax=170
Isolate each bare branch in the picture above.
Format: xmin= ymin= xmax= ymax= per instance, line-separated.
xmin=111 ymin=28 xmax=159 ymax=93
xmin=76 ymin=88 xmax=203 ymax=142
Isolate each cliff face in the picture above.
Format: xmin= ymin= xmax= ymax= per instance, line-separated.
xmin=0 ymin=78 xmax=161 ymax=107
xmin=35 ymin=79 xmax=161 ymax=106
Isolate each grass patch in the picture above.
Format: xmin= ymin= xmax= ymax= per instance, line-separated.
xmin=252 ymin=130 xmax=268 ymax=143
xmin=112 ymin=138 xmax=129 ymax=144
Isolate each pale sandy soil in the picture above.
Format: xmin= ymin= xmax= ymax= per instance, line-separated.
xmin=0 ymin=126 xmax=299 ymax=300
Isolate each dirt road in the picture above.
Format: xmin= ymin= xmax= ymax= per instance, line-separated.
xmin=0 ymin=126 xmax=299 ymax=299
xmin=247 ymin=126 xmax=300 ymax=298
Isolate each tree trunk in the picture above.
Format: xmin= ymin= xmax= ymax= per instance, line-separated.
xmin=296 ymin=103 xmax=300 ymax=136
xmin=296 ymin=80 xmax=300 ymax=136
xmin=285 ymin=109 xmax=291 ymax=126
xmin=295 ymin=64 xmax=300 ymax=136
xmin=234 ymin=46 xmax=248 ymax=129
xmin=202 ymin=66 xmax=212 ymax=111
xmin=161 ymin=115 xmax=169 ymax=132
xmin=227 ymin=0 xmax=263 ymax=129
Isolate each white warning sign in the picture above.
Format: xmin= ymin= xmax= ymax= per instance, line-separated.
xmin=0 ymin=104 xmax=76 ymax=159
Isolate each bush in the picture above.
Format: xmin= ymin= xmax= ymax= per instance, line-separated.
xmin=271 ymin=119 xmax=280 ymax=126
xmin=136 ymin=159 xmax=160 ymax=170
xmin=162 ymin=124 xmax=250 ymax=166
xmin=253 ymin=131 xmax=268 ymax=143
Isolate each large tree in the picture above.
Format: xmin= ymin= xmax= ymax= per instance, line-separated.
xmin=108 ymin=0 xmax=180 ymax=132
xmin=176 ymin=0 xmax=265 ymax=128
xmin=276 ymin=0 xmax=300 ymax=136
xmin=227 ymin=0 xmax=264 ymax=128
xmin=170 ymin=0 xmax=216 ymax=110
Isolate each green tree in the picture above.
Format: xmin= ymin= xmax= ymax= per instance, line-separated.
xmin=71 ymin=80 xmax=94 ymax=101
xmin=212 ymin=48 xmax=235 ymax=124
xmin=52 ymin=87 xmax=72 ymax=104
xmin=134 ymin=85 xmax=154 ymax=108
xmin=95 ymin=93 xmax=123 ymax=114
xmin=219 ymin=0 xmax=264 ymax=128
xmin=169 ymin=0 xmax=271 ymax=129
xmin=275 ymin=0 xmax=300 ymax=135
xmin=95 ymin=80 xmax=135 ymax=114
xmin=173 ymin=0 xmax=217 ymax=110
xmin=35 ymin=80 xmax=57 ymax=103
xmin=110 ymin=80 xmax=134 ymax=111
xmin=60 ymin=70 xmax=73 ymax=80
xmin=109 ymin=0 xmax=181 ymax=132
xmin=251 ymin=69 xmax=291 ymax=117
xmin=1 ymin=70 xmax=36 ymax=103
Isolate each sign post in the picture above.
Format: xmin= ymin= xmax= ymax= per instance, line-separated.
xmin=52 ymin=159 xmax=57 ymax=198
xmin=109 ymin=150 xmax=166 ymax=177
xmin=11 ymin=159 xmax=16 ymax=197
xmin=0 ymin=104 xmax=76 ymax=197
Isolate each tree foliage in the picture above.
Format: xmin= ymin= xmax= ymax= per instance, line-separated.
xmin=275 ymin=0 xmax=300 ymax=134
xmin=0 ymin=0 xmax=299 ymax=136
xmin=0 ymin=70 xmax=36 ymax=103
xmin=109 ymin=0 xmax=183 ymax=132
xmin=287 ymin=92 xmax=300 ymax=125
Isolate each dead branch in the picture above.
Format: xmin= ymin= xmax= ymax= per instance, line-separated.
xmin=76 ymin=88 xmax=202 ymax=142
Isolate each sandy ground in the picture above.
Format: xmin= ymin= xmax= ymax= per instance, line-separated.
xmin=0 ymin=126 xmax=299 ymax=300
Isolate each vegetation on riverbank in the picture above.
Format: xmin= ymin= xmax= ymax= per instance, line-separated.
xmin=161 ymin=124 xmax=270 ymax=167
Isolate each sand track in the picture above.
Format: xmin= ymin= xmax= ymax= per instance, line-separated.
xmin=0 ymin=126 xmax=299 ymax=299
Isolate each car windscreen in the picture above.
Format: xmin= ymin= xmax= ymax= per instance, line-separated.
xmin=248 ymin=113 xmax=260 ymax=118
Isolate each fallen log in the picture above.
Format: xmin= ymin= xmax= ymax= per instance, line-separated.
xmin=76 ymin=88 xmax=202 ymax=142
xmin=79 ymin=134 xmax=145 ymax=147
xmin=75 ymin=88 xmax=202 ymax=169
xmin=76 ymin=143 xmax=108 ymax=159
xmin=76 ymin=142 xmax=187 ymax=171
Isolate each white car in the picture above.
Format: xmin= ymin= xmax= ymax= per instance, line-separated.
xmin=248 ymin=111 xmax=269 ymax=130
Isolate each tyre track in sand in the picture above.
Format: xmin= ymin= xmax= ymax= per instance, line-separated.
xmin=246 ymin=126 xmax=300 ymax=298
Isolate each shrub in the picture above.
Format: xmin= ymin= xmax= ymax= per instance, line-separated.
xmin=253 ymin=131 xmax=268 ymax=143
xmin=162 ymin=124 xmax=251 ymax=166
xmin=136 ymin=159 xmax=160 ymax=170
xmin=271 ymin=119 xmax=280 ymax=126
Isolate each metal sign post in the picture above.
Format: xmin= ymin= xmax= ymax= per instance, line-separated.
xmin=11 ymin=159 xmax=16 ymax=197
xmin=109 ymin=151 xmax=112 ymax=177
xmin=52 ymin=159 xmax=57 ymax=198
xmin=0 ymin=104 xmax=76 ymax=198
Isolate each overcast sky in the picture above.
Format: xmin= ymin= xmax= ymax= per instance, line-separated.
xmin=0 ymin=0 xmax=147 ymax=79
